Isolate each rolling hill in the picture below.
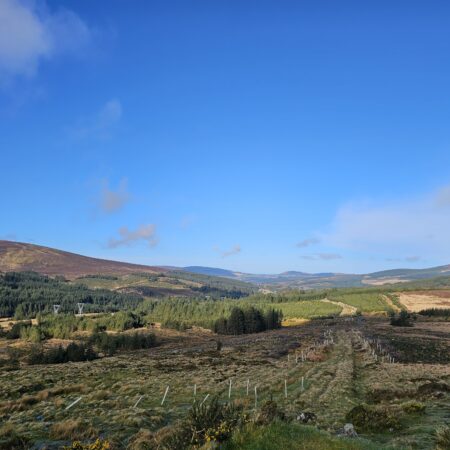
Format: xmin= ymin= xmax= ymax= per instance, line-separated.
xmin=0 ymin=240 xmax=255 ymax=298
xmin=0 ymin=240 xmax=165 ymax=279
xmin=2 ymin=240 xmax=450 ymax=291
xmin=183 ymin=264 xmax=450 ymax=289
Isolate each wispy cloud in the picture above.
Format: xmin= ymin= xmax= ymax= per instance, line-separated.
xmin=107 ymin=224 xmax=158 ymax=249
xmin=322 ymin=183 xmax=450 ymax=259
xmin=0 ymin=0 xmax=91 ymax=82
xmin=72 ymin=99 xmax=122 ymax=140
xmin=296 ymin=237 xmax=320 ymax=248
xmin=215 ymin=244 xmax=241 ymax=258
xmin=98 ymin=178 xmax=130 ymax=214
xmin=301 ymin=253 xmax=342 ymax=261
xmin=386 ymin=256 xmax=421 ymax=263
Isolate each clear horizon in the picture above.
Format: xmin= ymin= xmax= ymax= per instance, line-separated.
xmin=1 ymin=0 xmax=450 ymax=273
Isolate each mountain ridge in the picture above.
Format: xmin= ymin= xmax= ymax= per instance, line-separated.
xmin=1 ymin=240 xmax=449 ymax=289
xmin=0 ymin=240 xmax=166 ymax=279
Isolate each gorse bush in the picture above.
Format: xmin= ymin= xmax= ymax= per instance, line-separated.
xmin=63 ymin=439 xmax=110 ymax=450
xmin=214 ymin=307 xmax=282 ymax=335
xmin=160 ymin=397 xmax=248 ymax=449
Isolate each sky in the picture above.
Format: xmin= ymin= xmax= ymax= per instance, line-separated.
xmin=1 ymin=0 xmax=450 ymax=274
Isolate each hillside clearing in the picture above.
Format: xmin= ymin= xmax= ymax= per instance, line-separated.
xmin=398 ymin=292 xmax=450 ymax=312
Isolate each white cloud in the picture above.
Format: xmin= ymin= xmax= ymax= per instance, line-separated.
xmin=322 ymin=184 xmax=450 ymax=259
xmin=73 ymin=99 xmax=122 ymax=139
xmin=98 ymin=178 xmax=130 ymax=214
xmin=0 ymin=0 xmax=90 ymax=81
xmin=386 ymin=256 xmax=421 ymax=263
xmin=107 ymin=224 xmax=158 ymax=249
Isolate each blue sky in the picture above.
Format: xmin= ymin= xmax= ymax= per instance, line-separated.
xmin=1 ymin=0 xmax=450 ymax=274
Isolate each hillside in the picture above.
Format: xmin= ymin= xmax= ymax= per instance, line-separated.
xmin=0 ymin=240 xmax=165 ymax=279
xmin=2 ymin=240 xmax=450 ymax=291
xmin=0 ymin=241 xmax=255 ymax=301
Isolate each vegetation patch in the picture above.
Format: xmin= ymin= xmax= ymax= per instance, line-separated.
xmin=346 ymin=404 xmax=402 ymax=432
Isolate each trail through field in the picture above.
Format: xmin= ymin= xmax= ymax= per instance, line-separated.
xmin=322 ymin=299 xmax=358 ymax=316
xmin=381 ymin=294 xmax=401 ymax=312
xmin=292 ymin=330 xmax=361 ymax=428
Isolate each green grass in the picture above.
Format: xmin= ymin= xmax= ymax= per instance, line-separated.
xmin=223 ymin=422 xmax=391 ymax=450
xmin=328 ymin=293 xmax=389 ymax=313
xmin=276 ymin=301 xmax=342 ymax=319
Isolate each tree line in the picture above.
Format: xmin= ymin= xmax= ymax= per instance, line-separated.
xmin=213 ymin=306 xmax=282 ymax=335
xmin=0 ymin=272 xmax=142 ymax=318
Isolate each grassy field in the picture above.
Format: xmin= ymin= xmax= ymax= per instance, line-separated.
xmin=0 ymin=316 xmax=449 ymax=449
xmin=223 ymin=422 xmax=391 ymax=450
xmin=275 ymin=300 xmax=342 ymax=319
xmin=327 ymin=292 xmax=390 ymax=313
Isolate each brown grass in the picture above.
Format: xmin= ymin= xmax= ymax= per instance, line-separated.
xmin=398 ymin=293 xmax=450 ymax=312
xmin=50 ymin=419 xmax=98 ymax=440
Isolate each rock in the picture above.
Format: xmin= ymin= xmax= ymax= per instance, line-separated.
xmin=343 ymin=423 xmax=358 ymax=437
xmin=296 ymin=411 xmax=317 ymax=423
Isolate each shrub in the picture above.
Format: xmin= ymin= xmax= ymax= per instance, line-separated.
xmin=346 ymin=404 xmax=402 ymax=432
xmin=401 ymin=401 xmax=426 ymax=414
xmin=159 ymin=397 xmax=248 ymax=449
xmin=27 ymin=342 xmax=98 ymax=365
xmin=0 ymin=423 xmax=29 ymax=450
xmin=63 ymin=439 xmax=111 ymax=450
xmin=6 ymin=321 xmax=32 ymax=339
xmin=256 ymin=400 xmax=286 ymax=425
xmin=390 ymin=310 xmax=414 ymax=327
xmin=161 ymin=319 xmax=190 ymax=331
xmin=89 ymin=331 xmax=156 ymax=356
xmin=435 ymin=425 xmax=450 ymax=450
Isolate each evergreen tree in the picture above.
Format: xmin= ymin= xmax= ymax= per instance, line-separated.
xmin=227 ymin=307 xmax=246 ymax=334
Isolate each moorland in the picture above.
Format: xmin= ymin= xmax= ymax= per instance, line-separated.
xmin=0 ymin=242 xmax=449 ymax=450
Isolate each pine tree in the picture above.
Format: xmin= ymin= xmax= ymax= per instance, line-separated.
xmin=227 ymin=307 xmax=246 ymax=335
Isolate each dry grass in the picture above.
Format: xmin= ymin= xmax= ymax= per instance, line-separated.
xmin=398 ymin=292 xmax=450 ymax=312
xmin=50 ymin=419 xmax=98 ymax=440
xmin=0 ymin=318 xmax=448 ymax=449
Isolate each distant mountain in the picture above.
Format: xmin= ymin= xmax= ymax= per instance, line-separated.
xmin=182 ymin=264 xmax=450 ymax=289
xmin=361 ymin=264 xmax=450 ymax=285
xmin=2 ymin=240 xmax=449 ymax=290
xmin=0 ymin=240 xmax=165 ymax=279
xmin=183 ymin=266 xmax=239 ymax=278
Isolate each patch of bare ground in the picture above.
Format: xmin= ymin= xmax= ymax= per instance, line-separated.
xmin=362 ymin=277 xmax=411 ymax=286
xmin=398 ymin=292 xmax=450 ymax=312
